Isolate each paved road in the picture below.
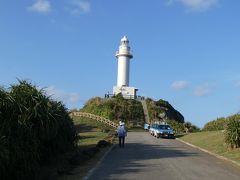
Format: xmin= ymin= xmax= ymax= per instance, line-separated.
xmin=88 ymin=132 xmax=240 ymax=180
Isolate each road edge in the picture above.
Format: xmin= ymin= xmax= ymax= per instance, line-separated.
xmin=176 ymin=138 xmax=240 ymax=168
xmin=83 ymin=144 xmax=116 ymax=180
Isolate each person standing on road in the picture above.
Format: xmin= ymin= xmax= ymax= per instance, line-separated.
xmin=117 ymin=122 xmax=127 ymax=148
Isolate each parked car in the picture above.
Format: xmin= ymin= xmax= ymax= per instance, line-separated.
xmin=149 ymin=124 xmax=155 ymax=135
xmin=144 ymin=123 xmax=150 ymax=130
xmin=150 ymin=123 xmax=175 ymax=139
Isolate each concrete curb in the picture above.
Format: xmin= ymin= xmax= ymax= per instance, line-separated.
xmin=176 ymin=138 xmax=240 ymax=168
xmin=83 ymin=144 xmax=116 ymax=180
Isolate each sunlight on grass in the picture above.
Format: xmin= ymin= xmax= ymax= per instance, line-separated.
xmin=78 ymin=131 xmax=108 ymax=146
xmin=73 ymin=116 xmax=111 ymax=148
xmin=179 ymin=131 xmax=240 ymax=163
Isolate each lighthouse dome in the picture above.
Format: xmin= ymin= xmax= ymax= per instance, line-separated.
xmin=121 ymin=36 xmax=129 ymax=42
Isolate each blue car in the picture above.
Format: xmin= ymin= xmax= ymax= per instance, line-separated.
xmin=151 ymin=124 xmax=175 ymax=139
xmin=144 ymin=123 xmax=150 ymax=130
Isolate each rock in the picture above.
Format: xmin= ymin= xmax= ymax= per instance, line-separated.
xmin=147 ymin=98 xmax=184 ymax=123
xmin=97 ymin=140 xmax=110 ymax=148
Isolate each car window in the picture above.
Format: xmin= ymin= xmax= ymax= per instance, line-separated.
xmin=158 ymin=125 xmax=170 ymax=129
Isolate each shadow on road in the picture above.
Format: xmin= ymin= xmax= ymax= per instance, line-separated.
xmin=89 ymin=140 xmax=199 ymax=179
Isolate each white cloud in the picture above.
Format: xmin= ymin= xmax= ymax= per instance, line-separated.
xmin=235 ymin=81 xmax=240 ymax=87
xmin=171 ymin=80 xmax=189 ymax=90
xmin=44 ymin=86 xmax=80 ymax=104
xmin=67 ymin=0 xmax=91 ymax=15
xmin=166 ymin=0 xmax=175 ymax=6
xmin=193 ymin=84 xmax=211 ymax=97
xmin=167 ymin=0 xmax=219 ymax=12
xmin=28 ymin=0 xmax=51 ymax=15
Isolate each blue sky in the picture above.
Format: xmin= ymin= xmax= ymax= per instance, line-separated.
xmin=1 ymin=0 xmax=240 ymax=127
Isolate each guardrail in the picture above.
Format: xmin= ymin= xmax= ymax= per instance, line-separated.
xmin=70 ymin=112 xmax=118 ymax=128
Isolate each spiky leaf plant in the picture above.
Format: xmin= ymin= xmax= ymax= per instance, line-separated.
xmin=225 ymin=114 xmax=240 ymax=148
xmin=0 ymin=80 xmax=77 ymax=180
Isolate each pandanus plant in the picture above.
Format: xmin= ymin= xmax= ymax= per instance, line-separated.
xmin=225 ymin=114 xmax=240 ymax=148
xmin=0 ymin=80 xmax=77 ymax=180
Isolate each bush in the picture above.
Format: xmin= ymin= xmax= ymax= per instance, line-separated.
xmin=164 ymin=120 xmax=184 ymax=134
xmin=184 ymin=121 xmax=200 ymax=133
xmin=203 ymin=117 xmax=226 ymax=131
xmin=225 ymin=115 xmax=240 ymax=148
xmin=0 ymin=80 xmax=77 ymax=180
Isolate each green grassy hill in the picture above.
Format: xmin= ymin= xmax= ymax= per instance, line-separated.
xmin=179 ymin=131 xmax=240 ymax=163
xmin=80 ymin=94 xmax=145 ymax=127
xmin=79 ymin=94 xmax=186 ymax=128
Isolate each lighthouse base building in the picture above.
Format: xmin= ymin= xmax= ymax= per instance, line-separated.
xmin=113 ymin=86 xmax=138 ymax=99
xmin=113 ymin=36 xmax=138 ymax=99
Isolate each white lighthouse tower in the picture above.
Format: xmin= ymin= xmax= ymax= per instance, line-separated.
xmin=113 ymin=36 xmax=138 ymax=99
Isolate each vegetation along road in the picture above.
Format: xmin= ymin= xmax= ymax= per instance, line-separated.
xmin=88 ymin=132 xmax=240 ymax=180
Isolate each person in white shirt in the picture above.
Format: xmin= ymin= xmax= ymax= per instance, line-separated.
xmin=117 ymin=122 xmax=127 ymax=148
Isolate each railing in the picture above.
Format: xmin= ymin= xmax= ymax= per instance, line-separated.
xmin=71 ymin=112 xmax=118 ymax=128
xmin=104 ymin=93 xmax=136 ymax=99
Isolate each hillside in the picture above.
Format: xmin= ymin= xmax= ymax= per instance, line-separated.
xmin=80 ymin=94 xmax=185 ymax=127
xmin=146 ymin=98 xmax=184 ymax=123
xmin=179 ymin=131 xmax=240 ymax=164
xmin=80 ymin=94 xmax=145 ymax=127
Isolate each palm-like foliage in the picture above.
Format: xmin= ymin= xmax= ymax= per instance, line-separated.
xmin=0 ymin=80 xmax=77 ymax=180
xmin=202 ymin=117 xmax=226 ymax=131
xmin=225 ymin=115 xmax=240 ymax=148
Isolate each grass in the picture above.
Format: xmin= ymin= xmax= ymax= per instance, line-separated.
xmin=58 ymin=116 xmax=115 ymax=180
xmin=74 ymin=116 xmax=109 ymax=145
xmin=179 ymin=131 xmax=240 ymax=163
xmin=79 ymin=131 xmax=108 ymax=147
xmin=128 ymin=127 xmax=146 ymax=132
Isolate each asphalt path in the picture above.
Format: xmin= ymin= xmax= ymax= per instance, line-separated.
xmin=88 ymin=132 xmax=240 ymax=180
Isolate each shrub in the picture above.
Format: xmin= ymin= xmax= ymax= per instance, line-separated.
xmin=0 ymin=80 xmax=77 ymax=179
xmin=203 ymin=117 xmax=226 ymax=131
xmin=164 ymin=120 xmax=185 ymax=134
xmin=184 ymin=121 xmax=200 ymax=133
xmin=225 ymin=115 xmax=240 ymax=148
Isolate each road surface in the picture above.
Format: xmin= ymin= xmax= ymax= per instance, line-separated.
xmin=88 ymin=132 xmax=240 ymax=180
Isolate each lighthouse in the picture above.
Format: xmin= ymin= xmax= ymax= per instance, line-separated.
xmin=113 ymin=36 xmax=138 ymax=99
xmin=116 ymin=36 xmax=133 ymax=87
